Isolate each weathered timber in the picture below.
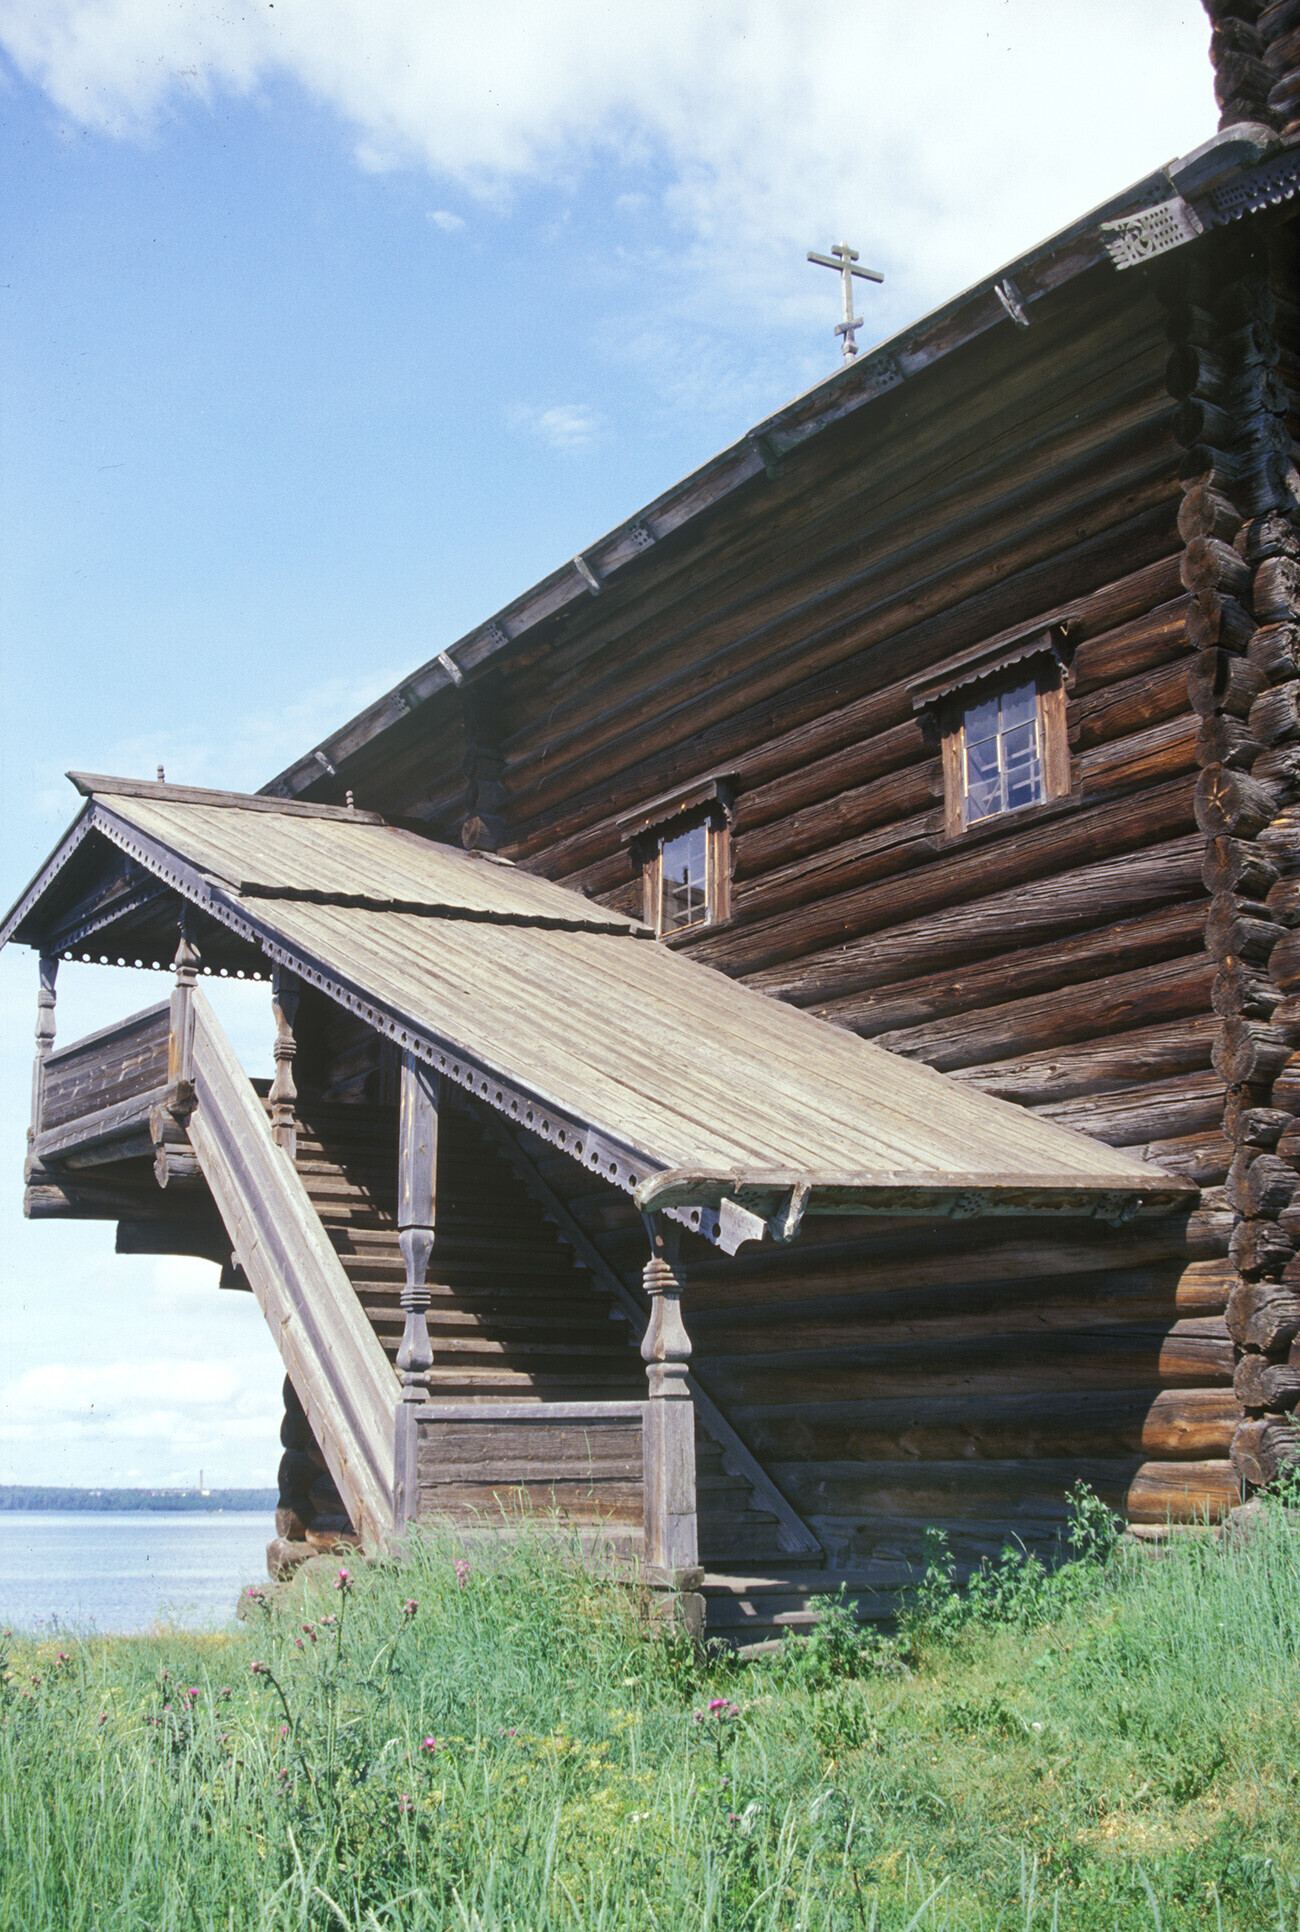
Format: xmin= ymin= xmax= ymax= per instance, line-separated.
xmin=1229 ymin=1215 xmax=1296 ymax=1276
xmin=1213 ymin=1017 xmax=1292 ymax=1083
xmin=1195 ymin=765 xmax=1283 ymax=837
xmin=707 ymin=786 xmax=1199 ymax=978
xmin=748 ymin=832 xmax=1204 ymax=1005
xmin=1125 ymin=1459 xmax=1239 ymax=1523
xmin=1185 ymin=594 xmax=1256 ymax=653
xmin=1189 ymin=648 xmax=1265 ymax=718
xmin=1249 ymin=621 xmax=1300 ymax=683
xmin=1226 ymin=1277 xmax=1300 ymax=1350
xmin=873 ymin=951 xmax=1214 ymax=1070
xmin=1203 ymin=835 xmax=1279 ymax=896
xmin=1231 ymin=1417 xmax=1299 ymax=1486
xmin=1234 ymin=1353 xmax=1300 ymax=1409
xmin=1196 ymin=713 xmax=1261 ymax=768
xmin=952 ymin=1014 xmax=1215 ymax=1108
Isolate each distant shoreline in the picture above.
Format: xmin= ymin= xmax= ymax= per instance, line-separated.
xmin=0 ymin=1485 xmax=276 ymax=1514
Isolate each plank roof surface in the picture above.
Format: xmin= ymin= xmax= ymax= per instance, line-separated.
xmin=1 ymin=781 xmax=1193 ymax=1233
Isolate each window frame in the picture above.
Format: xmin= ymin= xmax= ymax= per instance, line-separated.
xmin=616 ymin=775 xmax=735 ymax=940
xmin=641 ymin=810 xmax=731 ymax=936
xmin=940 ymin=655 xmax=1071 ymax=838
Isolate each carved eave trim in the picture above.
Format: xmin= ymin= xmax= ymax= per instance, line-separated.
xmin=906 ymin=617 xmax=1079 ymax=712
xmin=615 ymin=774 xmax=737 ymax=846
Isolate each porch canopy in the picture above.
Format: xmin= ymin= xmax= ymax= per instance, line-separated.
xmin=1 ymin=775 xmax=1193 ymax=1249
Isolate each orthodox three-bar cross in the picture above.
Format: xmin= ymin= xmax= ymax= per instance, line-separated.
xmin=807 ymin=242 xmax=883 ymax=361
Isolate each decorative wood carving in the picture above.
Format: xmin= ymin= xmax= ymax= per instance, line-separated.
xmin=269 ymin=965 xmax=301 ymax=1158
xmin=396 ymin=1051 xmax=438 ymax=1408
xmin=29 ymin=952 xmax=58 ymax=1145
xmin=639 ymin=1213 xmax=699 ymax=1585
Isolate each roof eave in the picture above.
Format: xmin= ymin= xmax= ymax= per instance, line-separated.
xmin=261 ymin=124 xmax=1297 ymax=805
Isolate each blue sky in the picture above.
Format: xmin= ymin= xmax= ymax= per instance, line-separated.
xmin=0 ymin=1 xmax=1216 ymax=1489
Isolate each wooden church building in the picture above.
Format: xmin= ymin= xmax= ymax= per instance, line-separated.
xmin=5 ymin=0 xmax=1300 ymax=1640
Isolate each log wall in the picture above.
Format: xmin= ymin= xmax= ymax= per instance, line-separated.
xmin=312 ymin=229 xmax=1300 ymax=1568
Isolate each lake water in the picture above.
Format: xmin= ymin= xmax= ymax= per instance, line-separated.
xmin=0 ymin=1511 xmax=273 ymax=1634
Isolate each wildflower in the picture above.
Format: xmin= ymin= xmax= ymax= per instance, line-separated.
xmin=335 ymin=1567 xmax=351 ymax=1593
xmin=397 ymin=1793 xmax=413 ymax=1814
xmin=185 ymin=1688 xmax=200 ymax=1703
xmin=454 ymin=1558 xmax=471 ymax=1588
xmin=96 ymin=1713 xmax=108 ymax=1726
xmin=55 ymin=1652 xmax=70 ymax=1667
xmin=708 ymin=1698 xmax=726 ymax=1712
xmin=403 ymin=1599 xmax=418 ymax=1619
xmin=421 ymin=1736 xmax=439 ymax=1754
xmin=280 ymin=1724 xmax=289 ymax=1736
xmin=219 ymin=1687 xmax=232 ymax=1700
xmin=250 ymin=1661 xmax=269 ymax=1677
xmin=301 ymin=1623 xmax=317 ymax=1643
xmin=295 ymin=1639 xmax=305 ymax=1651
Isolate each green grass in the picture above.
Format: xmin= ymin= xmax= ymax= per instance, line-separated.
xmin=4 ymin=1494 xmax=1300 ymax=1930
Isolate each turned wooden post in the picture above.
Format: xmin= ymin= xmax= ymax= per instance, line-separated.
xmin=152 ymin=910 xmax=203 ymax=1188
xmin=28 ymin=953 xmax=58 ymax=1144
xmin=640 ymin=1214 xmax=701 ymax=1620
xmin=269 ymin=965 xmax=300 ymax=1158
xmin=167 ymin=909 xmax=200 ymax=1102
xmin=394 ymin=1051 xmax=439 ymax=1526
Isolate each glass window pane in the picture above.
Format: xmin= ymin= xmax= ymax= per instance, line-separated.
xmin=659 ymin=825 xmax=709 ymax=932
xmin=964 ymin=693 xmax=1000 ymax=745
xmin=1000 ymin=679 xmax=1038 ymax=729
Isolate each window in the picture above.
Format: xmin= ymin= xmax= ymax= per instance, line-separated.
xmin=940 ymin=659 xmax=1069 ymax=836
xmin=616 ymin=776 xmax=734 ymax=938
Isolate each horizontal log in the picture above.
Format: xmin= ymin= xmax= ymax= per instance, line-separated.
xmin=1177 ymin=482 xmax=1241 ymax=542
xmin=1117 ymin=1129 xmax=1230 ymax=1186
xmin=1228 ymin=1215 xmax=1296 ymax=1278
xmin=874 ymin=951 xmax=1214 ymax=1072
xmin=729 ymin=1390 xmax=1238 ymax=1464
xmin=695 ymin=1322 xmax=1234 ymax=1408
xmin=1234 ymin=1354 xmax=1300 ymax=1411
xmin=1226 ymin=1277 xmax=1300 ymax=1350
xmin=1227 ymin=1150 xmax=1299 ymax=1217
xmin=1185 ymin=593 xmax=1256 ymax=653
xmin=1189 ymin=647 xmax=1265 ymax=719
xmin=1272 ymin=1053 xmax=1300 ymax=1111
xmin=956 ymin=1014 xmax=1215 ymax=1108
xmin=1267 ymin=929 xmax=1300 ymax=991
xmin=1202 ymin=836 xmax=1278 ymax=897
xmin=1167 ymin=347 xmax=1233 ymax=407
xmin=732 ymin=758 xmax=941 ymax=883
xmin=1125 ymin=1459 xmax=1239 ymax=1524
xmin=751 ymin=832 xmax=1204 ymax=1007
xmin=1256 ymin=555 xmax=1300 ymax=624
xmin=1070 ymin=655 xmax=1193 ymax=748
xmin=1181 ymin=534 xmax=1253 ymax=598
xmin=1194 ymin=764 xmax=1280 ymax=836
xmin=1069 ymin=596 xmax=1193 ymax=698
xmin=1248 ymin=621 xmax=1300 ymax=684
xmin=1231 ymin=1104 xmax=1293 ymax=1146
xmin=1213 ymin=1017 xmax=1292 ymax=1084
xmin=1267 ymin=877 xmax=1300 ymax=927
xmin=1230 ymin=1415 xmax=1299 ymax=1487
xmin=1248 ymin=742 xmax=1300 ymax=791
xmin=1031 ymin=1068 xmax=1225 ymax=1147
xmin=715 ymin=791 xmax=1200 ymax=987
xmin=1204 ymin=893 xmax=1278 ymax=969
xmin=1249 ymin=678 xmax=1300 ymax=747
xmin=1211 ymin=961 xmax=1279 ymax=1019
xmin=1196 ymin=713 xmax=1260 ymax=768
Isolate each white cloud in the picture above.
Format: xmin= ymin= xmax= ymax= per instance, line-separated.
xmin=0 ymin=2 xmax=1217 ymax=333
xmin=508 ymin=402 xmax=603 ymax=453
xmin=426 ymin=208 xmax=465 ymax=232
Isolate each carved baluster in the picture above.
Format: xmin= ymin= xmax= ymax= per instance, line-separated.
xmin=269 ymin=966 xmax=300 ymax=1158
xmin=640 ymin=1215 xmax=701 ymax=1631
xmin=153 ymin=910 xmax=202 ymax=1188
xmin=393 ymin=1052 xmax=439 ymax=1529
xmin=28 ymin=953 xmax=58 ymax=1145
xmin=167 ymin=909 xmax=200 ymax=1102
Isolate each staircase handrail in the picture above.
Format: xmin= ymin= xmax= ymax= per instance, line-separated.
xmin=186 ymin=989 xmax=398 ymax=1550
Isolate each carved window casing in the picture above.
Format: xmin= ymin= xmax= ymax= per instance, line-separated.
xmin=907 ymin=622 xmax=1075 ymax=840
xmin=617 ymin=777 xmax=734 ymax=938
xmin=941 ymin=660 xmax=1070 ymax=835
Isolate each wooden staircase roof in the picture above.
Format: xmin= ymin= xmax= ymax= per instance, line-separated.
xmin=2 ymin=775 xmax=1193 ymax=1251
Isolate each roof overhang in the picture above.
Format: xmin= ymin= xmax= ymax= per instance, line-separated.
xmin=260 ymin=123 xmax=1300 ymax=807
xmin=2 ymin=777 xmax=1196 ymax=1253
